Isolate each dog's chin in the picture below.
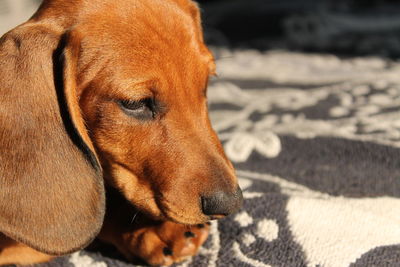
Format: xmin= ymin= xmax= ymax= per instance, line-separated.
xmin=158 ymin=203 xmax=210 ymax=225
xmin=135 ymin=210 xmax=208 ymax=225
xmin=138 ymin=204 xmax=209 ymax=225
xmin=163 ymin=212 xmax=210 ymax=225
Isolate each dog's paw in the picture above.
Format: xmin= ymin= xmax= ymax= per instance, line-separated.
xmin=121 ymin=221 xmax=210 ymax=266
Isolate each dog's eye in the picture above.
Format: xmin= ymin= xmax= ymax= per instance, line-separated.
xmin=118 ymin=98 xmax=155 ymax=120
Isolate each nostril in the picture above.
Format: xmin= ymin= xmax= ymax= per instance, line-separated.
xmin=201 ymin=192 xmax=228 ymax=216
xmin=201 ymin=188 xmax=243 ymax=217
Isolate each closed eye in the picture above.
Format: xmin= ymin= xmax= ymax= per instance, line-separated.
xmin=118 ymin=98 xmax=155 ymax=120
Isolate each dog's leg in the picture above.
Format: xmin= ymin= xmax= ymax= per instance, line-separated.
xmin=0 ymin=234 xmax=54 ymax=265
xmin=98 ymin=190 xmax=210 ymax=266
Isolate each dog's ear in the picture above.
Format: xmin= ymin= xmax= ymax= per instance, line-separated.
xmin=176 ymin=0 xmax=216 ymax=74
xmin=0 ymin=26 xmax=105 ymax=255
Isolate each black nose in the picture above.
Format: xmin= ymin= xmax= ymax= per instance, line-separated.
xmin=201 ymin=188 xmax=243 ymax=217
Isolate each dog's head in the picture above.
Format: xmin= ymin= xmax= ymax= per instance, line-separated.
xmin=74 ymin=0 xmax=242 ymax=224
xmin=0 ymin=0 xmax=241 ymax=255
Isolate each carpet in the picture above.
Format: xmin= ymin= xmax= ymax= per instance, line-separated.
xmin=25 ymin=49 xmax=400 ymax=267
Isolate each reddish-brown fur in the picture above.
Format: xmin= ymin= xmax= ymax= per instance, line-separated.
xmin=0 ymin=0 xmax=241 ymax=265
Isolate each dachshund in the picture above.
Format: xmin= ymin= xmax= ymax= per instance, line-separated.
xmin=0 ymin=0 xmax=242 ymax=265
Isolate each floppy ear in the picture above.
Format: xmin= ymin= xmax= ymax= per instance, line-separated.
xmin=0 ymin=26 xmax=105 ymax=255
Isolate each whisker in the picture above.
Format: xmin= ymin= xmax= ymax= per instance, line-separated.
xmin=130 ymin=211 xmax=139 ymax=224
xmin=127 ymin=193 xmax=166 ymax=224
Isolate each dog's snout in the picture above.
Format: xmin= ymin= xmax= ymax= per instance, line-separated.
xmin=201 ymin=187 xmax=243 ymax=217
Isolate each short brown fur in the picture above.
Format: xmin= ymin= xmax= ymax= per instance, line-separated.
xmin=0 ymin=0 xmax=241 ymax=265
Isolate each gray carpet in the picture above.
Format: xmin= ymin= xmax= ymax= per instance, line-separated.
xmin=29 ymin=50 xmax=400 ymax=267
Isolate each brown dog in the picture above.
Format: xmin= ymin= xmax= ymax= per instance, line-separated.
xmin=0 ymin=0 xmax=242 ymax=265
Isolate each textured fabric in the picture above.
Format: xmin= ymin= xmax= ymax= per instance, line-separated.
xmin=28 ymin=50 xmax=400 ymax=267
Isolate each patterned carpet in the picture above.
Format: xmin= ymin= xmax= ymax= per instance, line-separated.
xmin=27 ymin=50 xmax=400 ymax=267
